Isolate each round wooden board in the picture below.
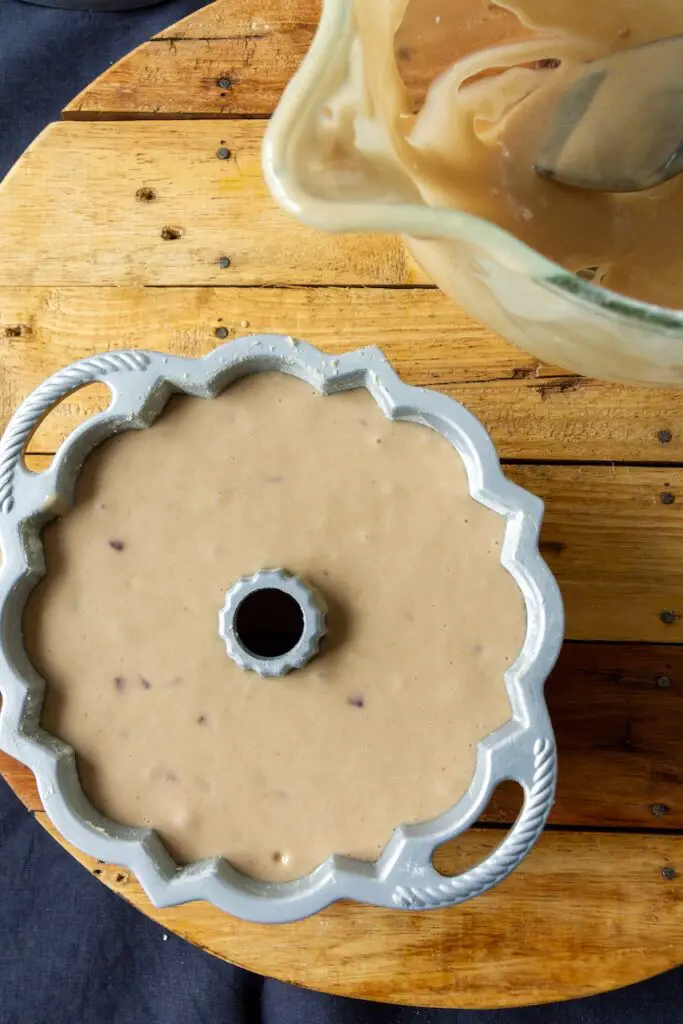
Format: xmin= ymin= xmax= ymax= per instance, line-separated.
xmin=0 ymin=0 xmax=681 ymax=1009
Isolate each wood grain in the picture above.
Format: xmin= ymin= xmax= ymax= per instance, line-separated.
xmin=152 ymin=0 xmax=320 ymax=40
xmin=65 ymin=41 xmax=309 ymax=120
xmin=509 ymin=464 xmax=683 ymax=642
xmin=23 ymin=811 xmax=683 ymax=1009
xmin=64 ymin=0 xmax=527 ymax=121
xmin=491 ymin=642 xmax=683 ymax=828
xmin=65 ymin=0 xmax=320 ymax=119
xmin=1 ymin=287 xmax=681 ymax=464
xmin=3 ymin=641 xmax=681 ymax=827
xmin=0 ymin=121 xmax=420 ymax=287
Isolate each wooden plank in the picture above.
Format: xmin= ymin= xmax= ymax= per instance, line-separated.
xmin=32 ymin=812 xmax=683 ymax=1009
xmin=490 ymin=642 xmax=683 ymax=828
xmin=0 ymin=122 xmax=420 ymax=288
xmin=64 ymin=39 xmax=309 ymax=120
xmin=3 ymin=641 xmax=681 ymax=827
xmin=457 ymin=376 xmax=678 ymax=463
xmin=511 ymin=464 xmax=683 ymax=642
xmin=152 ymin=0 xmax=320 ymax=41
xmin=65 ymin=0 xmax=320 ymax=119
xmin=1 ymin=287 xmax=682 ymax=464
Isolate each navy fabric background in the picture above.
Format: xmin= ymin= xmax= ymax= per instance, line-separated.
xmin=0 ymin=1 xmax=681 ymax=1020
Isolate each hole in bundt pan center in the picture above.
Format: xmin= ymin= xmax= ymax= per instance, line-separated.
xmin=234 ymin=588 xmax=305 ymax=659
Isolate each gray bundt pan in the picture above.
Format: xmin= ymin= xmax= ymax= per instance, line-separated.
xmin=0 ymin=336 xmax=564 ymax=923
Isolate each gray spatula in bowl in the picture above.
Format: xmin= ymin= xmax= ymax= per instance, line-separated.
xmin=535 ymin=35 xmax=683 ymax=193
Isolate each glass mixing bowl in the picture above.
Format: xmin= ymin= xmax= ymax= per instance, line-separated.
xmin=263 ymin=0 xmax=683 ymax=385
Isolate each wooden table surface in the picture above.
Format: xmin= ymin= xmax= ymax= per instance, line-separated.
xmin=0 ymin=0 xmax=682 ymax=1010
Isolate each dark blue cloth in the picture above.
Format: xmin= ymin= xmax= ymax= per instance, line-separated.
xmin=0 ymin=2 xmax=681 ymax=1020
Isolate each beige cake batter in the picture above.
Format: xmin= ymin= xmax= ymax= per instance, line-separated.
xmin=25 ymin=373 xmax=525 ymax=882
xmin=303 ymin=0 xmax=683 ymax=308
